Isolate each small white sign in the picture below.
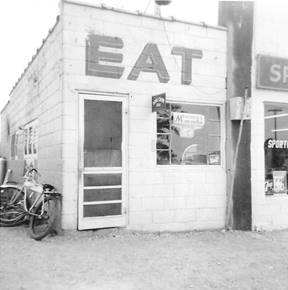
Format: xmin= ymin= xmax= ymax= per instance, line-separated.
xmin=272 ymin=171 xmax=287 ymax=193
xmin=172 ymin=112 xmax=205 ymax=138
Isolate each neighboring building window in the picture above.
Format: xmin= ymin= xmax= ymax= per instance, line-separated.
xmin=156 ymin=103 xmax=221 ymax=165
xmin=11 ymin=133 xmax=18 ymax=160
xmin=24 ymin=121 xmax=38 ymax=158
xmin=264 ymin=103 xmax=288 ymax=195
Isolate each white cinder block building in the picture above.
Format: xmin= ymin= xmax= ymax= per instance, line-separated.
xmin=1 ymin=0 xmax=227 ymax=231
xmin=250 ymin=2 xmax=288 ymax=230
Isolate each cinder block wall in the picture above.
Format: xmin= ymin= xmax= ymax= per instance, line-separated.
xmin=251 ymin=2 xmax=288 ymax=230
xmin=61 ymin=1 xmax=227 ymax=231
xmin=0 ymin=19 xmax=63 ymax=192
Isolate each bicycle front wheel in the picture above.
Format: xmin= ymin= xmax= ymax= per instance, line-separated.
xmin=29 ymin=196 xmax=57 ymax=240
xmin=0 ymin=187 xmax=26 ymax=227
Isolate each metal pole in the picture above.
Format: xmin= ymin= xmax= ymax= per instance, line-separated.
xmin=225 ymin=88 xmax=248 ymax=230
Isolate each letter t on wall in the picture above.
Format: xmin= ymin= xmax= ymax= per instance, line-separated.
xmin=171 ymin=47 xmax=202 ymax=85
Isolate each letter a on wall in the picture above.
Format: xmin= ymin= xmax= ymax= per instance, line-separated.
xmin=128 ymin=43 xmax=170 ymax=83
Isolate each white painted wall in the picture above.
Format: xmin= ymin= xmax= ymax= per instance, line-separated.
xmin=0 ymin=20 xmax=63 ymax=191
xmin=61 ymin=1 xmax=227 ymax=231
xmin=251 ymin=2 xmax=288 ymax=230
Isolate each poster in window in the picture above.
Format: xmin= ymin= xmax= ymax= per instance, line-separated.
xmin=208 ymin=151 xmax=220 ymax=165
xmin=172 ymin=112 xmax=205 ymax=138
xmin=265 ymin=179 xmax=274 ymax=195
xmin=152 ymin=93 xmax=166 ymax=112
xmin=272 ymin=171 xmax=287 ymax=194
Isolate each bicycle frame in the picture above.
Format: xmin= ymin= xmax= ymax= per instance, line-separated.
xmin=22 ymin=186 xmax=45 ymax=217
xmin=1 ymin=169 xmax=47 ymax=218
xmin=1 ymin=167 xmax=61 ymax=240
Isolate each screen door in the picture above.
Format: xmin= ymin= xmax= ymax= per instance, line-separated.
xmin=78 ymin=93 xmax=127 ymax=230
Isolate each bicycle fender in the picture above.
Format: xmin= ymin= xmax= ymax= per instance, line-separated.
xmin=0 ymin=184 xmax=21 ymax=190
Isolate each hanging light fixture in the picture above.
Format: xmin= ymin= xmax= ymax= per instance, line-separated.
xmin=154 ymin=0 xmax=172 ymax=16
xmin=155 ymin=0 xmax=172 ymax=5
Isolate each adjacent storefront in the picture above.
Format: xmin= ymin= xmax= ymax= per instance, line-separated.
xmin=218 ymin=1 xmax=288 ymax=231
xmin=256 ymin=56 xmax=288 ymax=196
xmin=252 ymin=52 xmax=288 ymax=229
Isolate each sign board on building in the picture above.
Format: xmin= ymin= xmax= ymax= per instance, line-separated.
xmin=86 ymin=34 xmax=203 ymax=85
xmin=152 ymin=93 xmax=166 ymax=112
xmin=257 ymin=55 xmax=288 ymax=91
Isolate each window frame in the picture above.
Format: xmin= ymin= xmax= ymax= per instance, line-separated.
xmin=23 ymin=120 xmax=38 ymax=160
xmin=155 ymin=100 xmax=225 ymax=168
xmin=10 ymin=132 xmax=19 ymax=160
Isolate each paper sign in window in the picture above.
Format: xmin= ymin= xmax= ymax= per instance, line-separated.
xmin=172 ymin=112 xmax=205 ymax=138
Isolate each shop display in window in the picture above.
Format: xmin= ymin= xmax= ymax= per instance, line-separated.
xmin=156 ymin=103 xmax=221 ymax=165
xmin=264 ymin=103 xmax=288 ymax=195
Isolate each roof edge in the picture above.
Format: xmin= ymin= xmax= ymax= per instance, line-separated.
xmin=1 ymin=101 xmax=10 ymax=115
xmin=63 ymin=0 xmax=226 ymax=32
xmin=9 ymin=15 xmax=61 ymax=97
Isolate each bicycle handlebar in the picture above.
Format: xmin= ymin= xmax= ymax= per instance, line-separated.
xmin=24 ymin=168 xmax=41 ymax=178
xmin=28 ymin=168 xmax=38 ymax=174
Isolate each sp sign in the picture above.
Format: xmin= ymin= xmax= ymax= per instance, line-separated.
xmin=257 ymin=55 xmax=288 ymax=91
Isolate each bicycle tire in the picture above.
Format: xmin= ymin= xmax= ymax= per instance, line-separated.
xmin=0 ymin=187 xmax=26 ymax=227
xmin=29 ymin=195 xmax=57 ymax=240
xmin=0 ymin=209 xmax=26 ymax=227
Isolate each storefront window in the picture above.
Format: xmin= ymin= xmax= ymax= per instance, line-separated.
xmin=156 ymin=103 xmax=221 ymax=165
xmin=264 ymin=103 xmax=288 ymax=195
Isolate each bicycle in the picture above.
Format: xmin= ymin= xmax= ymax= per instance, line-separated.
xmin=0 ymin=168 xmax=61 ymax=240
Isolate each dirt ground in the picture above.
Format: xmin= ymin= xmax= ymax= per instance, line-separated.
xmin=1 ymin=227 xmax=288 ymax=290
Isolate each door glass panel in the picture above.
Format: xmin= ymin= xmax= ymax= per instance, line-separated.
xmin=84 ymin=188 xmax=122 ymax=202
xmin=84 ymin=100 xmax=122 ymax=167
xmin=84 ymin=203 xmax=122 ymax=217
xmin=84 ymin=174 xmax=122 ymax=186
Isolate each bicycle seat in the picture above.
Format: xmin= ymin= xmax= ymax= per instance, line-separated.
xmin=43 ymin=184 xmax=55 ymax=191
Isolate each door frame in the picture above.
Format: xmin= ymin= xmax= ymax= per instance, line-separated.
xmin=77 ymin=91 xmax=129 ymax=230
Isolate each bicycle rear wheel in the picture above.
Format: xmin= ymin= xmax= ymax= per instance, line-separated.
xmin=0 ymin=187 xmax=26 ymax=227
xmin=29 ymin=196 xmax=57 ymax=240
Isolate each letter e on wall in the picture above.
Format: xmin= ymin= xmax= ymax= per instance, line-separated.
xmin=86 ymin=34 xmax=124 ymax=79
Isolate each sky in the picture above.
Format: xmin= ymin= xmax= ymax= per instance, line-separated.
xmin=0 ymin=0 xmax=219 ymax=112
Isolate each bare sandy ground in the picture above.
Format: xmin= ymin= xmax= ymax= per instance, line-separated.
xmin=1 ymin=226 xmax=288 ymax=290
